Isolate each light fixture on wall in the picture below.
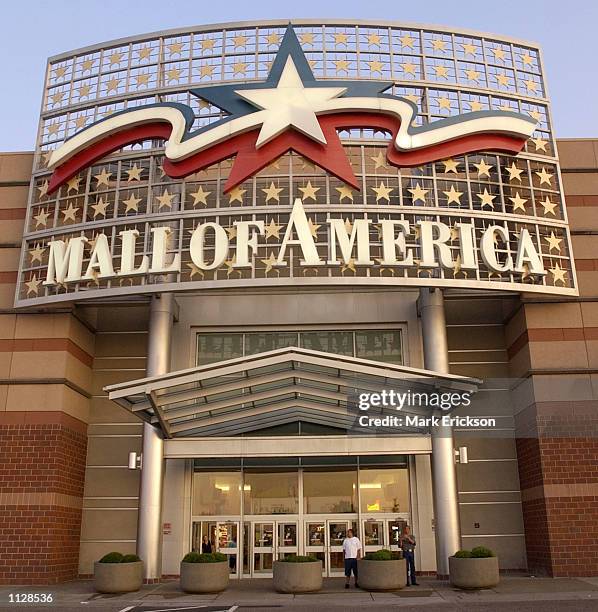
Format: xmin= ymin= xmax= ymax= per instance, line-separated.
xmin=455 ymin=446 xmax=469 ymax=464
xmin=128 ymin=451 xmax=142 ymax=470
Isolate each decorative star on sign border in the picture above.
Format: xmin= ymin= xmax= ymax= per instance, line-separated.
xmin=46 ymin=25 xmax=536 ymax=194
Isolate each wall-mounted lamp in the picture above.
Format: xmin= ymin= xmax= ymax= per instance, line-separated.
xmin=455 ymin=446 xmax=469 ymax=464
xmin=128 ymin=451 xmax=142 ymax=470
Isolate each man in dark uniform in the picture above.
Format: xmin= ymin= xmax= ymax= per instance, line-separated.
xmin=401 ymin=525 xmax=419 ymax=586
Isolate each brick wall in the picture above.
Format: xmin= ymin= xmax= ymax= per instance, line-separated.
xmin=0 ymin=413 xmax=87 ymax=584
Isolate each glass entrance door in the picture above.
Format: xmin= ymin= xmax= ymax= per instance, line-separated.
xmin=251 ymin=520 xmax=299 ymax=577
xmin=215 ymin=521 xmax=240 ymax=577
xmin=328 ymin=520 xmax=352 ymax=576
xmin=305 ymin=521 xmax=326 ymax=574
xmin=362 ymin=519 xmax=385 ymax=555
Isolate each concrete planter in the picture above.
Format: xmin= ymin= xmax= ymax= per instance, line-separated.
xmin=180 ymin=561 xmax=229 ymax=593
xmin=357 ymin=558 xmax=406 ymax=591
xmin=93 ymin=561 xmax=143 ymax=593
xmin=449 ymin=556 xmax=499 ymax=589
xmin=272 ymin=560 xmax=323 ymax=593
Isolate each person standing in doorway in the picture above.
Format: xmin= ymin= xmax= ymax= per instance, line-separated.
xmin=401 ymin=525 xmax=418 ymax=586
xmin=342 ymin=528 xmax=362 ymax=588
xmin=201 ymin=535 xmax=212 ymax=553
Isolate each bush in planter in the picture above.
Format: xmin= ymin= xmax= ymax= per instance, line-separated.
xmin=358 ymin=549 xmax=406 ymax=591
xmin=180 ymin=551 xmax=229 ymax=593
xmin=94 ymin=552 xmax=143 ymax=593
xmin=273 ymin=555 xmax=322 ymax=593
xmin=449 ymin=546 xmax=499 ymax=589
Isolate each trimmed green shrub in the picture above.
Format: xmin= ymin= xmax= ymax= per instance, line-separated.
xmin=279 ymin=554 xmax=318 ymax=563
xmin=182 ymin=552 xmax=227 ymax=563
xmin=454 ymin=550 xmax=473 ymax=558
xmin=99 ymin=552 xmax=124 ymax=563
xmin=121 ymin=554 xmax=141 ymax=563
xmin=471 ymin=546 xmax=495 ymax=558
xmin=363 ymin=549 xmax=393 ymax=561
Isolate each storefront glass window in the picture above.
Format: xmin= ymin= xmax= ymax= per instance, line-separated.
xmin=355 ymin=330 xmax=402 ymax=364
xmin=245 ymin=332 xmax=298 ymax=356
xmin=300 ymin=331 xmax=353 ymax=355
xmin=197 ymin=333 xmax=243 ymax=365
xmin=192 ymin=472 xmax=242 ymax=515
xmin=359 ymin=467 xmax=409 ymax=514
xmin=243 ymin=471 xmax=299 ymax=514
xmin=303 ymin=469 xmax=358 ymax=513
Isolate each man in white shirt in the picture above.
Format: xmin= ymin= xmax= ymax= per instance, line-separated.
xmin=342 ymin=528 xmax=362 ymax=588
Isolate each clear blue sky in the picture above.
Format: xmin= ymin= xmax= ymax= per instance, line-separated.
xmin=0 ymin=0 xmax=595 ymax=151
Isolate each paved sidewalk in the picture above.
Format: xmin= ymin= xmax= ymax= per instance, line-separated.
xmin=1 ymin=576 xmax=597 ymax=611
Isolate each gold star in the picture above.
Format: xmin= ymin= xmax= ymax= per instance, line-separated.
xmin=109 ymin=52 xmax=123 ymax=66
xmin=549 ymin=262 xmax=567 ymax=286
xmin=408 ymin=183 xmax=428 ymax=203
xmin=335 ymin=59 xmax=350 ymax=74
xmin=400 ymin=62 xmax=417 ymax=75
xmin=372 ymin=182 xmax=393 ymax=202
xmin=81 ymin=59 xmax=95 ymax=72
xmin=492 ymin=47 xmax=506 ymax=62
xmin=228 ymin=186 xmax=246 ymax=204
xmin=91 ymin=197 xmax=109 ymax=218
xmin=474 ymin=159 xmax=493 ymax=177
xmin=524 ymin=79 xmax=538 ymax=93
xmin=168 ymin=42 xmax=183 ymax=55
xmin=535 ymin=167 xmax=553 ymax=186
xmin=37 ymin=180 xmax=49 ymax=198
xmin=78 ymin=84 xmax=91 ymax=98
xmin=399 ymin=34 xmax=415 ymax=49
xmin=25 ymin=275 xmax=42 ymax=296
xmin=443 ymin=185 xmax=463 ymax=204
xmin=189 ymin=185 xmax=210 ymax=207
xmin=122 ymin=193 xmax=142 ymax=212
xmin=544 ymin=232 xmax=562 ymax=253
xmin=495 ymin=72 xmax=510 ymax=87
xmin=465 ymin=69 xmax=481 ymax=83
xmin=232 ymin=62 xmax=248 ymax=75
xmin=29 ymin=244 xmax=46 ymax=263
xmin=265 ymin=218 xmax=283 ymax=240
xmin=33 ymin=208 xmax=50 ymax=227
xmin=199 ymin=64 xmax=215 ymax=78
xmin=266 ymin=33 xmax=280 ymax=46
xmin=505 ymin=163 xmax=524 ymax=182
xmin=341 ymin=259 xmax=356 ymax=274
xmin=61 ymin=202 xmax=79 ymax=222
xmin=299 ymin=32 xmax=314 ymax=45
xmin=336 ymin=185 xmax=353 ymax=202
xmin=461 ymin=42 xmax=477 ymax=57
xmin=477 ymin=188 xmax=496 ymax=209
xmin=261 ymin=251 xmax=278 ymax=274
xmin=433 ymin=65 xmax=449 ymax=79
xmin=468 ymin=100 xmax=484 ymax=112
xmin=94 ymin=168 xmax=112 ymax=187
xmin=368 ymin=60 xmax=383 ymax=74
xmin=531 ymin=137 xmax=548 ymax=152
xmin=540 ymin=196 xmax=557 ymax=216
xmin=50 ymin=91 xmax=64 ymax=105
xmin=371 ymin=151 xmax=388 ymax=169
xmin=262 ymin=182 xmax=283 ymax=203
xmin=308 ymin=218 xmax=321 ymax=239
xmin=405 ymin=94 xmax=420 ymax=104
xmin=299 ymin=181 xmax=319 ymax=201
xmin=105 ymin=78 xmax=121 ymax=93
xmin=521 ymin=52 xmax=534 ymax=66
xmin=66 ymin=175 xmax=81 ymax=193
xmin=137 ymin=46 xmax=152 ymax=61
xmin=126 ymin=164 xmax=143 ymax=181
xmin=232 ymin=35 xmax=248 ymax=48
xmin=187 ymin=262 xmax=204 ymax=279
xmin=225 ymin=226 xmax=237 ymax=240
xmin=135 ymin=73 xmax=150 ymax=87
xmin=334 ymin=32 xmax=349 ymax=45
xmin=156 ymin=189 xmax=175 ymax=209
xmin=442 ymin=158 xmax=460 ymax=173
xmin=438 ymin=96 xmax=452 ymax=110
xmin=223 ymin=256 xmax=238 ymax=277
xmin=509 ymin=192 xmax=527 ymax=212
xmin=368 ymin=33 xmax=381 ymax=46
xmin=431 ymin=38 xmax=447 ymax=52
xmin=200 ymin=38 xmax=216 ymax=50
xmin=528 ymin=110 xmax=542 ymax=122
xmin=165 ymin=68 xmax=181 ymax=83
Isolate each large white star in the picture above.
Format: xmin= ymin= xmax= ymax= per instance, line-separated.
xmin=235 ymin=57 xmax=346 ymax=148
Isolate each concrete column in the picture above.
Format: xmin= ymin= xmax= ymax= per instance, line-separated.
xmin=419 ymin=287 xmax=461 ymax=577
xmin=137 ymin=293 xmax=174 ymax=581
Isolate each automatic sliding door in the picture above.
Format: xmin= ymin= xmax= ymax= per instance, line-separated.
xmin=252 ymin=522 xmax=274 ymax=575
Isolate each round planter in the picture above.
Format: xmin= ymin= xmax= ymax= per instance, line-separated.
xmin=93 ymin=561 xmax=143 ymax=594
xmin=356 ymin=558 xmax=406 ymax=591
xmin=180 ymin=560 xmax=230 ymax=593
xmin=449 ymin=556 xmax=499 ymax=589
xmin=273 ymin=560 xmax=323 ymax=593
